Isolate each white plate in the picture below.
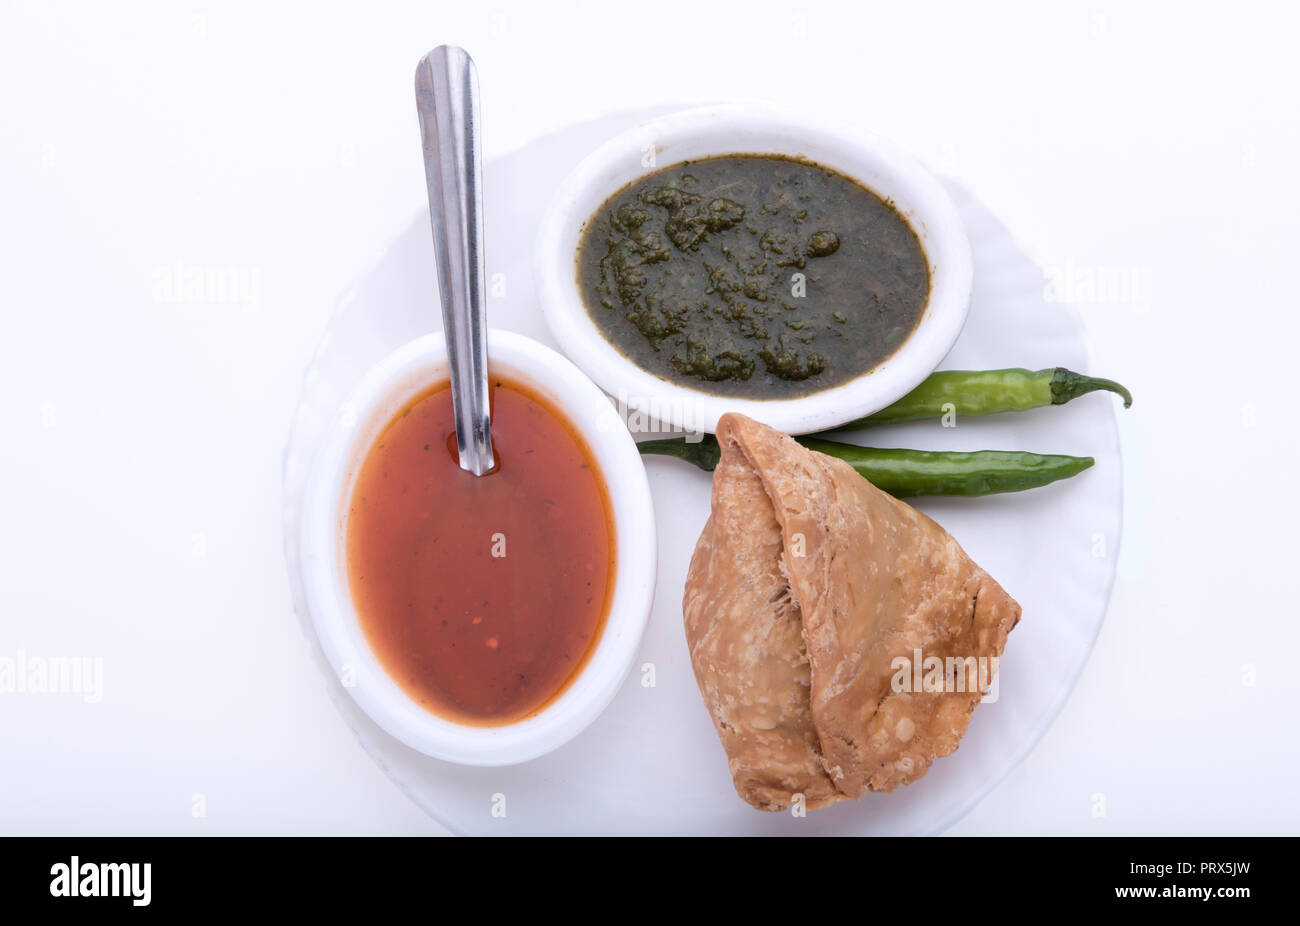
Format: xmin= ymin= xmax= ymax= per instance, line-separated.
xmin=282 ymin=108 xmax=1122 ymax=835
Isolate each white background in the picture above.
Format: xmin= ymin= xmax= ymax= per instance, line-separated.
xmin=1 ymin=0 xmax=1297 ymax=835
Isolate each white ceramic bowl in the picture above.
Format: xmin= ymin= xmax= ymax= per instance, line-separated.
xmin=535 ymin=103 xmax=972 ymax=435
xmin=299 ymin=329 xmax=656 ymax=765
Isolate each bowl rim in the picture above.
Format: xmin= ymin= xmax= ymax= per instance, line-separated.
xmin=534 ymin=102 xmax=973 ymax=435
xmin=298 ymin=328 xmax=656 ymax=766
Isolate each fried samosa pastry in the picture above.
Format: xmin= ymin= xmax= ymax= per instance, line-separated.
xmin=682 ymin=413 xmax=1021 ymax=811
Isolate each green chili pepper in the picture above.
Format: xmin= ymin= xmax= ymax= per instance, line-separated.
xmin=842 ymin=367 xmax=1132 ymax=428
xmin=638 ymin=435 xmax=1094 ymax=498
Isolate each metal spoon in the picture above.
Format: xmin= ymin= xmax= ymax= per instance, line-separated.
xmin=415 ymin=45 xmax=494 ymax=475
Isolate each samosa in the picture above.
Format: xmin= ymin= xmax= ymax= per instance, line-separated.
xmin=683 ymin=413 xmax=1021 ymax=811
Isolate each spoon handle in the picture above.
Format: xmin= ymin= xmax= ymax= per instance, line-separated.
xmin=415 ymin=46 xmax=494 ymax=475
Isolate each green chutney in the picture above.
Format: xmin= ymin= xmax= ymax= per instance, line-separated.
xmin=575 ymin=154 xmax=931 ymax=399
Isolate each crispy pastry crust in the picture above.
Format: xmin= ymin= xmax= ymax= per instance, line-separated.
xmin=682 ymin=414 xmax=1022 ymax=811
